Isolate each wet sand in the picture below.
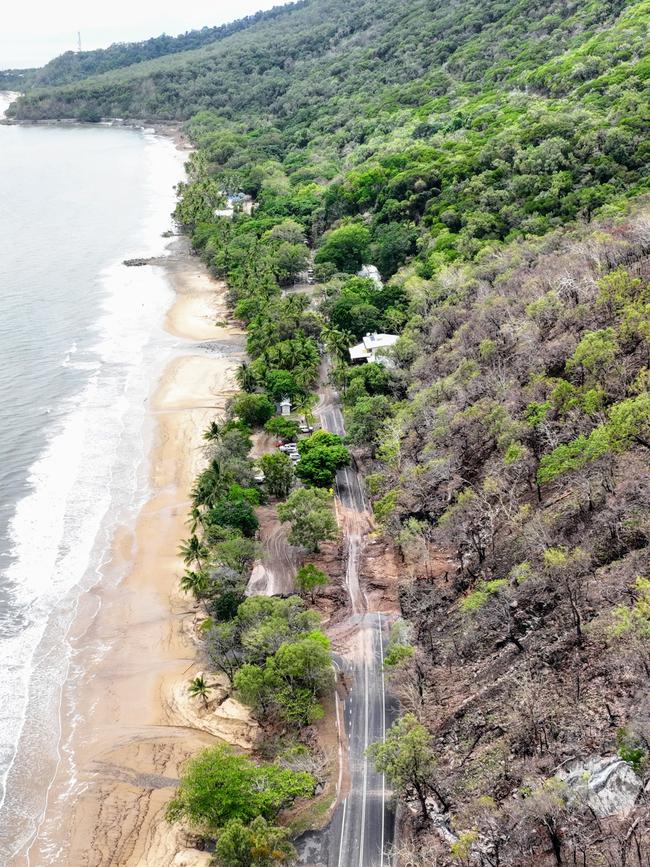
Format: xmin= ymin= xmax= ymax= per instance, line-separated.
xmin=22 ymin=247 xmax=247 ymax=866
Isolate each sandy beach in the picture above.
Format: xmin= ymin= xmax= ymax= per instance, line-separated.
xmin=21 ymin=245 xmax=249 ymax=867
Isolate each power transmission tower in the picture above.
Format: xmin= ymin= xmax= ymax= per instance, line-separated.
xmin=77 ymin=31 xmax=82 ymax=52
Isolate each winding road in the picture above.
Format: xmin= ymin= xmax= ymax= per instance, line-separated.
xmin=248 ymin=363 xmax=397 ymax=866
xmin=317 ymin=372 xmax=398 ymax=867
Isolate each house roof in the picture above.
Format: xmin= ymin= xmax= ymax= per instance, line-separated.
xmin=348 ymin=332 xmax=399 ymax=361
xmin=349 ymin=343 xmax=371 ymax=360
xmin=227 ymin=193 xmax=252 ymax=205
xmin=362 ymin=332 xmax=399 ymax=350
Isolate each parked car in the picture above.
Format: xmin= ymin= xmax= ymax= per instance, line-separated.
xmin=298 ymin=424 xmax=314 ymax=434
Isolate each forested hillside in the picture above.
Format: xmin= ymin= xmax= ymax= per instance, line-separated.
xmin=15 ymin=0 xmax=650 ymax=862
xmin=0 ymin=69 xmax=36 ymax=89
xmin=11 ymin=3 xmax=301 ymax=90
xmin=10 ymin=0 xmax=648 ymax=263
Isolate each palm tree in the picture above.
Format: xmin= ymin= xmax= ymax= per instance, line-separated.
xmin=294 ymin=364 xmax=318 ymax=391
xmin=203 ymin=420 xmax=222 ymax=442
xmin=235 ymin=362 xmax=258 ymax=393
xmin=192 ymin=460 xmax=225 ymax=509
xmin=188 ymin=675 xmax=211 ymax=709
xmin=179 ymin=534 xmax=208 ymax=571
xmin=179 ymin=569 xmax=208 ymax=598
xmin=330 ymin=358 xmax=352 ymax=395
xmin=186 ymin=506 xmax=206 ymax=535
xmin=286 ymin=293 xmax=308 ymax=314
xmin=294 ymin=392 xmax=317 ymax=427
xmin=321 ymin=324 xmax=350 ymax=360
xmin=340 ymin=329 xmax=356 ymax=355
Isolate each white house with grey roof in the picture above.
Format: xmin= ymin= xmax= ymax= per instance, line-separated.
xmin=348 ymin=332 xmax=399 ymax=366
xmin=214 ymin=193 xmax=254 ymax=218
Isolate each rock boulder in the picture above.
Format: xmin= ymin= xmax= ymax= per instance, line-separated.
xmin=561 ymin=756 xmax=642 ymax=817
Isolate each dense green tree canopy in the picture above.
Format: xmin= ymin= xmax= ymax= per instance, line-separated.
xmin=296 ymin=430 xmax=350 ymax=487
xmin=207 ymin=488 xmax=259 ymax=538
xmin=166 ymin=745 xmax=314 ymax=833
xmin=214 ymin=817 xmax=296 ymax=867
xmin=314 ymin=224 xmax=371 ymax=274
xmin=295 ymin=563 xmax=328 ymax=601
xmin=259 ymin=451 xmax=294 ymax=499
xmin=264 ymin=416 xmax=299 ymax=441
xmin=10 ymin=0 xmax=648 ymax=285
xmin=277 ymin=486 xmax=338 ymax=551
xmin=230 ymin=393 xmax=275 ymax=428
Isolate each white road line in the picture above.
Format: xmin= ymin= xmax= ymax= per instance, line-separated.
xmin=337 ymin=798 xmax=348 ymax=867
xmin=358 ymin=645 xmax=370 ymax=867
xmin=378 ymin=613 xmax=387 ymax=867
xmin=335 ymin=691 xmax=344 ymax=798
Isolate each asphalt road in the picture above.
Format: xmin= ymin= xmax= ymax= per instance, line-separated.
xmin=329 ymin=614 xmax=398 ymax=867
xmin=317 ymin=370 xmax=398 ymax=867
xmin=317 ymin=377 xmax=367 ymax=515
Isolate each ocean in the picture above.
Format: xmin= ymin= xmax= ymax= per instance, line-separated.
xmin=0 ymin=95 xmax=185 ymax=859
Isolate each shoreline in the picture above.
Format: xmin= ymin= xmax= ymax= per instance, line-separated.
xmin=19 ymin=243 xmax=247 ymax=866
xmin=0 ymin=114 xmax=192 ymax=151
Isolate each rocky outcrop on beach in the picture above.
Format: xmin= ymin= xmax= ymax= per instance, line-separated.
xmin=123 ymin=257 xmax=156 ymax=267
xmin=134 ymin=821 xmax=212 ymax=867
xmin=165 ymin=673 xmax=260 ymax=750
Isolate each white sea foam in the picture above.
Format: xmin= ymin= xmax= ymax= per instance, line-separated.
xmin=0 ymin=131 xmax=186 ymax=859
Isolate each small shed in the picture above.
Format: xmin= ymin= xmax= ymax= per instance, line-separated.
xmin=278 ymin=397 xmax=292 ymax=416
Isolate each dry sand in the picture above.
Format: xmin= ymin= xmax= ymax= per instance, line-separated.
xmin=21 ymin=248 xmax=251 ymax=867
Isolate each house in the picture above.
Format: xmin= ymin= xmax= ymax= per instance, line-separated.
xmin=348 ymin=332 xmax=399 ymax=366
xmin=278 ymin=397 xmax=292 ymax=416
xmin=357 ymin=264 xmax=383 ymax=288
xmin=213 ymin=193 xmax=254 ymax=219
